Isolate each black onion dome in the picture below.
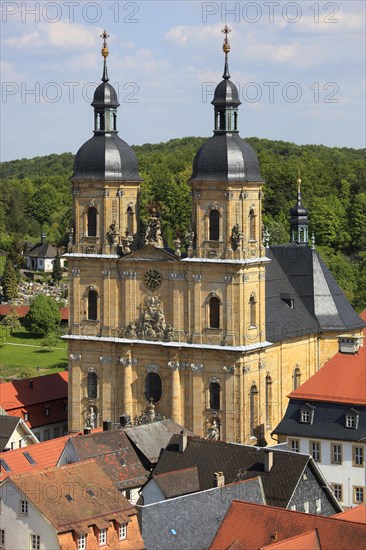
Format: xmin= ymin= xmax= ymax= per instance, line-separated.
xmin=92 ymin=81 xmax=120 ymax=108
xmin=290 ymin=199 xmax=309 ymax=224
xmin=190 ymin=133 xmax=263 ymax=183
xmin=72 ymin=134 xmax=142 ymax=181
xmin=212 ymin=79 xmax=241 ymax=107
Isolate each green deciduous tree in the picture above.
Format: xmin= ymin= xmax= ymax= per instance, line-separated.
xmin=24 ymin=295 xmax=61 ymax=337
xmin=2 ymin=258 xmax=18 ymax=301
xmin=2 ymin=308 xmax=21 ymax=335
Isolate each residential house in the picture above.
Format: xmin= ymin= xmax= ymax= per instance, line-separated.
xmin=141 ymin=434 xmax=342 ymax=515
xmin=1 ymin=372 xmax=68 ymax=442
xmin=0 ymin=459 xmax=145 ymax=549
xmin=0 ymin=431 xmax=99 ymax=482
xmin=138 ymin=477 xmax=265 ymax=550
xmin=273 ymin=311 xmax=366 ymax=508
xmin=24 ymin=234 xmax=65 ymax=273
xmin=209 ymin=500 xmax=365 ymax=550
xmin=0 ymin=412 xmax=39 ymax=451
xmin=57 ymin=427 xmax=149 ymax=504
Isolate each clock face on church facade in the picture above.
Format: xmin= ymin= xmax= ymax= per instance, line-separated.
xmin=144 ymin=269 xmax=162 ymax=289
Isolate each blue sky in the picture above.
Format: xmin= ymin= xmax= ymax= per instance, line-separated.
xmin=1 ymin=0 xmax=365 ymax=161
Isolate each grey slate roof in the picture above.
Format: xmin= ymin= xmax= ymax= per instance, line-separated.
xmin=265 ymin=245 xmax=365 ymax=341
xmin=153 ymin=436 xmax=310 ymax=509
xmin=72 ymin=133 xmax=142 ymax=181
xmin=26 ymin=242 xmax=57 ymax=259
xmin=273 ymin=399 xmax=366 ymax=442
xmin=153 ymin=466 xmax=200 ymax=498
xmin=124 ymin=419 xmax=195 ymax=465
xmin=190 ymin=133 xmax=263 ymax=183
xmin=0 ymin=416 xmax=20 ymax=450
xmin=138 ymin=477 xmax=265 ymax=550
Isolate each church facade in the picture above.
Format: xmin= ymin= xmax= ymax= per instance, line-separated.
xmin=65 ymin=30 xmax=364 ymax=444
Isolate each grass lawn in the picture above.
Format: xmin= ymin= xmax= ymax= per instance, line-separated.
xmin=0 ymin=330 xmax=68 ymax=380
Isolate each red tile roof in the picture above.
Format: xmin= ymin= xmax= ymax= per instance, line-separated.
xmin=1 ymin=371 xmax=68 ymax=410
xmin=7 ymin=459 xmax=136 ymax=533
xmin=0 ymin=428 xmax=102 ymax=480
xmin=210 ymin=501 xmax=366 ymax=550
xmin=289 ymin=316 xmax=366 ymax=405
xmin=261 ymin=529 xmax=321 ymax=550
xmin=0 ymin=305 xmax=68 ymax=320
xmin=333 ymin=504 xmax=366 ymax=524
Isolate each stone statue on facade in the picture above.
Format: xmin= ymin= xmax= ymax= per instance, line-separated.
xmin=145 ymin=209 xmax=163 ymax=247
xmin=123 ymin=295 xmax=174 ymax=341
xmin=207 ymin=418 xmax=220 ymax=440
xmin=106 ymin=221 xmax=119 ymax=246
xmin=231 ymin=223 xmax=242 ymax=251
xmin=86 ymin=405 xmax=97 ymax=429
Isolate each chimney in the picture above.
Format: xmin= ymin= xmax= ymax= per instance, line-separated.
xmin=264 ymin=450 xmax=274 ymax=472
xmin=29 ymin=380 xmax=34 ymax=390
xmin=41 ymin=233 xmax=47 ymax=244
xmin=119 ymin=414 xmax=130 ymax=428
xmin=178 ymin=431 xmax=187 ymax=453
xmin=103 ymin=420 xmax=112 ymax=431
xmin=83 ymin=427 xmax=91 ymax=435
xmin=214 ymin=472 xmax=225 ymax=487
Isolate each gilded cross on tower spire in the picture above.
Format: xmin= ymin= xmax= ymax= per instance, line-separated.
xmin=100 ymin=30 xmax=110 ymax=82
xmin=221 ymin=24 xmax=232 ymax=79
xmin=297 ymin=167 xmax=302 ymax=194
xmin=222 ymin=24 xmax=231 ymax=53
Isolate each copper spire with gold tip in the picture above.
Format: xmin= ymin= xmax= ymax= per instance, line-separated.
xmin=221 ymin=24 xmax=232 ymax=80
xmin=100 ymin=30 xmax=110 ymax=82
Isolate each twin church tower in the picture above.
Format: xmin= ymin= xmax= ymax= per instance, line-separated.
xmin=65 ymin=29 xmax=363 ymax=443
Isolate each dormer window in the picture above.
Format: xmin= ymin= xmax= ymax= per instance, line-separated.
xmin=281 ymin=294 xmax=294 ymax=309
xmin=345 ymin=408 xmax=359 ymax=429
xmin=300 ymin=403 xmax=315 ymax=424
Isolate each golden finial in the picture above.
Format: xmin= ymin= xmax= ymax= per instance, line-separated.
xmin=222 ymin=24 xmax=231 ymax=54
xmin=101 ymin=30 xmax=109 ymax=59
xmin=297 ymin=167 xmax=301 ymax=193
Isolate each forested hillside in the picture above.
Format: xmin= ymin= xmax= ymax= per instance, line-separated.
xmin=1 ymin=137 xmax=365 ymax=309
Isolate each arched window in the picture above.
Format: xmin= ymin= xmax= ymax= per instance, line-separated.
xmin=87 ymin=371 xmax=97 ymax=399
xmin=250 ymin=384 xmax=259 ymax=437
xmin=249 ymin=294 xmax=257 ymax=327
xmin=88 ymin=289 xmax=98 ymax=320
xmin=265 ymin=375 xmax=272 ymax=426
xmin=249 ymin=209 xmax=256 ymax=241
xmin=209 ymin=210 xmax=220 ymax=241
xmin=293 ymin=367 xmax=301 ymax=390
xmin=87 ymin=206 xmax=97 ymax=237
xmin=209 ymin=382 xmax=220 ymax=411
xmin=145 ymin=372 xmax=162 ymax=403
xmin=209 ymin=296 xmax=220 ymax=329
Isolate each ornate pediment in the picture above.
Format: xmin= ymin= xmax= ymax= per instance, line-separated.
xmin=121 ymin=244 xmax=179 ymax=262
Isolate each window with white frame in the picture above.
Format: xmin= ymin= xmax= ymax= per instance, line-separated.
xmin=78 ymin=534 xmax=86 ymax=550
xmin=119 ymin=523 xmax=127 ymax=540
xmin=289 ymin=439 xmax=300 ymax=453
xmin=301 ymin=409 xmax=310 ymax=423
xmin=331 ymin=483 xmax=343 ymax=502
xmin=99 ymin=528 xmax=107 ymax=545
xmin=290 ymin=504 xmax=296 ymax=511
xmin=31 ymin=534 xmax=40 ymax=550
xmin=24 ymin=412 xmax=29 ymax=421
xmin=346 ymin=414 xmax=356 ymax=428
xmin=353 ymin=446 xmax=364 ymax=467
xmin=353 ymin=486 xmax=364 ymax=504
xmin=303 ymin=501 xmax=309 ymax=513
xmin=310 ymin=441 xmax=321 ymax=462
xmin=20 ymin=500 xmax=28 ymax=515
xmin=331 ymin=443 xmax=342 ymax=464
xmin=315 ymin=498 xmax=322 ymax=513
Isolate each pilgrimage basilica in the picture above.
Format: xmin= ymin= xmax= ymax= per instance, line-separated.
xmin=65 ymin=29 xmax=364 ymax=444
